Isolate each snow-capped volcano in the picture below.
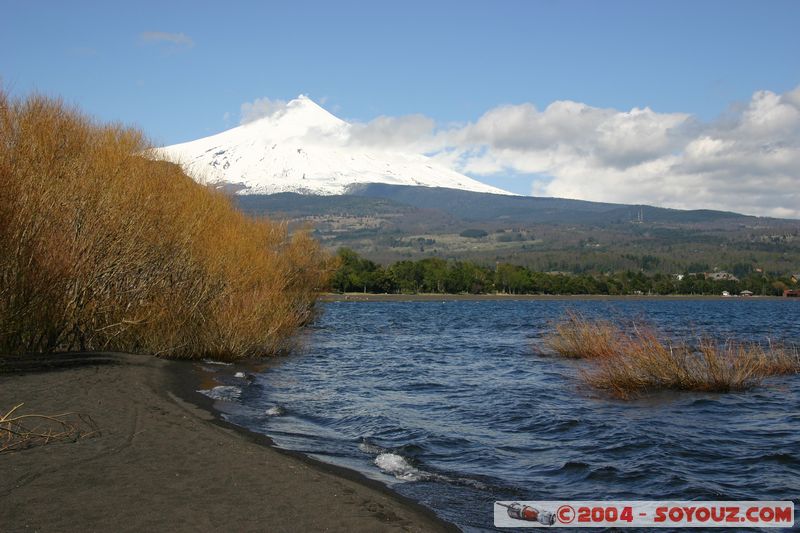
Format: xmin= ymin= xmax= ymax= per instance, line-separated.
xmin=156 ymin=96 xmax=512 ymax=196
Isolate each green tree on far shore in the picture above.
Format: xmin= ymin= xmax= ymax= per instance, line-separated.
xmin=330 ymin=248 xmax=798 ymax=297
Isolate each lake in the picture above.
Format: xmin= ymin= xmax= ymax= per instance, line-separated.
xmin=202 ymin=299 xmax=800 ymax=531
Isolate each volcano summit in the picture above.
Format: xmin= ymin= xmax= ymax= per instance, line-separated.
xmin=158 ymin=96 xmax=511 ymax=196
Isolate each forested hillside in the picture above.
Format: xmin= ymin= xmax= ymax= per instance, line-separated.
xmin=236 ymin=187 xmax=800 ymax=277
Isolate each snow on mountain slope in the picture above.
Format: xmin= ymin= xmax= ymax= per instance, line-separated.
xmin=156 ymin=96 xmax=512 ymax=196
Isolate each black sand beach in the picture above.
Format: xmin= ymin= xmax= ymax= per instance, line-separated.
xmin=0 ymin=353 xmax=454 ymax=533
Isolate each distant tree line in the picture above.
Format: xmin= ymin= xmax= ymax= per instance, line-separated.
xmin=331 ymin=248 xmax=798 ymax=296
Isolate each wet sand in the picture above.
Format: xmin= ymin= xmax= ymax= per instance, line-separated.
xmin=0 ymin=353 xmax=455 ymax=533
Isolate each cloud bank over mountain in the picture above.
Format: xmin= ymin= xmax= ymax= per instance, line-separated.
xmin=159 ymin=96 xmax=510 ymax=196
xmin=242 ymin=86 xmax=800 ymax=218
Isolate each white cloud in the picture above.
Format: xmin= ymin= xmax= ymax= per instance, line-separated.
xmin=349 ymin=114 xmax=435 ymax=150
xmin=140 ymin=31 xmax=194 ymax=48
xmin=234 ymin=88 xmax=800 ymax=218
xmin=433 ymin=86 xmax=800 ymax=218
xmin=239 ymin=97 xmax=289 ymax=124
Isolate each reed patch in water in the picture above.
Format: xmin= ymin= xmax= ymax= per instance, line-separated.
xmin=545 ymin=310 xmax=620 ymax=359
xmin=546 ymin=312 xmax=800 ymax=398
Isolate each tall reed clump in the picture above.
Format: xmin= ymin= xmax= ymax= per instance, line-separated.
xmin=545 ymin=312 xmax=800 ymax=399
xmin=544 ymin=310 xmax=620 ymax=359
xmin=0 ymin=90 xmax=333 ymax=360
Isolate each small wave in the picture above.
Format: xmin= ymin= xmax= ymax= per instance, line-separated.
xmin=586 ymin=465 xmax=621 ymax=481
xmin=367 ymin=446 xmax=488 ymax=489
xmin=547 ymin=460 xmax=591 ymax=480
xmin=358 ymin=440 xmax=385 ymax=455
xmin=689 ymin=397 xmax=722 ymax=407
xmin=741 ymin=452 xmax=798 ymax=465
xmin=375 ymin=453 xmax=428 ymax=482
xmin=519 ymin=418 xmax=583 ymax=433
xmin=201 ymin=359 xmax=232 ymax=366
xmin=452 ymin=475 xmax=489 ymax=491
xmin=198 ymin=385 xmax=241 ymax=401
xmin=407 ymin=381 xmax=448 ymax=392
xmin=234 ymin=371 xmax=247 ymax=379
xmin=560 ymin=460 xmax=590 ymax=472
xmin=559 ymin=418 xmax=583 ymax=428
xmin=265 ymin=405 xmax=286 ymax=417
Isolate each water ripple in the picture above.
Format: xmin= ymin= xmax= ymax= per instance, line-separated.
xmin=219 ymin=299 xmax=800 ymax=531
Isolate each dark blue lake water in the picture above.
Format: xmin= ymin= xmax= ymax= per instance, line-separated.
xmin=202 ymin=299 xmax=800 ymax=531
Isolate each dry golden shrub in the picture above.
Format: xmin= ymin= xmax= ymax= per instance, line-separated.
xmin=544 ymin=310 xmax=623 ymax=359
xmin=0 ymin=90 xmax=333 ymax=359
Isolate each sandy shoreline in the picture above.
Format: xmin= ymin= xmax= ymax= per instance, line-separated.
xmin=0 ymin=353 xmax=455 ymax=533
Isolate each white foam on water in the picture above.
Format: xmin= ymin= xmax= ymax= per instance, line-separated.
xmin=367 ymin=447 xmax=485 ymax=488
xmin=234 ymin=371 xmax=246 ymax=379
xmin=201 ymin=359 xmax=232 ymax=366
xmin=374 ymin=453 xmax=428 ymax=482
xmin=455 ymin=476 xmax=488 ymax=490
xmin=358 ymin=441 xmax=384 ymax=455
xmin=198 ymin=385 xmax=241 ymax=401
xmin=265 ymin=405 xmax=286 ymax=416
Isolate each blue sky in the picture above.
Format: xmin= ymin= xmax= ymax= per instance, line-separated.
xmin=3 ymin=1 xmax=800 ymax=215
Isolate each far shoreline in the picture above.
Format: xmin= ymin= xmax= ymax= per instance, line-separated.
xmin=320 ymin=292 xmax=786 ymax=302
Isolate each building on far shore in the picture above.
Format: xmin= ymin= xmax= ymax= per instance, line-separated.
xmin=706 ymin=271 xmax=739 ymax=282
xmin=784 ymin=289 xmax=800 ymax=297
xmin=740 ymin=290 xmax=754 ymax=297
